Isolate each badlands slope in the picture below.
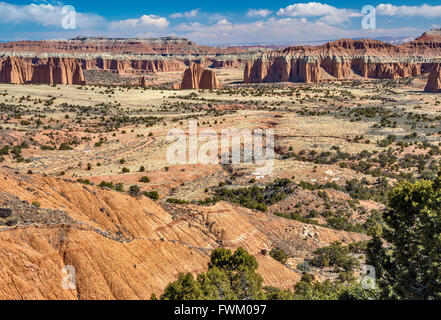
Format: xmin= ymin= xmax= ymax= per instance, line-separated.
xmin=0 ymin=169 xmax=365 ymax=299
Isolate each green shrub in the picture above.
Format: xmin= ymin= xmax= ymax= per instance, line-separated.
xmin=144 ymin=190 xmax=159 ymax=200
xmin=269 ymin=248 xmax=288 ymax=265
xmin=309 ymin=241 xmax=359 ymax=272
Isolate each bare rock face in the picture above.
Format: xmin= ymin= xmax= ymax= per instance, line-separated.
xmin=0 ymin=171 xmax=368 ymax=299
xmin=244 ymin=57 xmax=321 ymax=83
xmin=425 ymin=64 xmax=441 ymax=93
xmin=0 ymin=57 xmax=33 ymax=84
xmin=85 ymin=58 xmax=185 ymax=74
xmin=243 ymin=32 xmax=441 ymax=84
xmin=139 ymin=76 xmax=147 ymax=87
xmin=171 ymin=83 xmax=181 ymax=90
xmin=181 ymin=63 xmax=220 ymax=89
xmin=0 ymin=57 xmax=85 ymax=85
xmin=32 ymin=57 xmax=85 ymax=85
xmin=212 ymin=60 xmax=240 ymax=68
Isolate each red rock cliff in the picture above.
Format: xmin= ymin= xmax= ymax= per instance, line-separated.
xmin=425 ymin=64 xmax=441 ymax=93
xmin=0 ymin=57 xmax=85 ymax=85
xmin=181 ymin=63 xmax=220 ymax=89
xmin=243 ymin=33 xmax=441 ymax=84
xmin=31 ymin=57 xmax=85 ymax=85
xmin=0 ymin=57 xmax=33 ymax=84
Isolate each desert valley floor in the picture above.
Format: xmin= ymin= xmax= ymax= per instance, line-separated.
xmin=0 ymin=72 xmax=440 ymax=299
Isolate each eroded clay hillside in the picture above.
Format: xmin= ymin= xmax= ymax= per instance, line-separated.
xmin=0 ymin=169 xmax=366 ymax=299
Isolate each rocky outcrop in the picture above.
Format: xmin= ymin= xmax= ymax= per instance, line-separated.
xmin=80 ymin=58 xmax=185 ymax=74
xmin=0 ymin=57 xmax=85 ymax=85
xmin=31 ymin=58 xmax=85 ymax=85
xmin=139 ymin=76 xmax=147 ymax=87
xmin=0 ymin=57 xmax=33 ymax=84
xmin=181 ymin=63 xmax=220 ymax=89
xmin=425 ymin=64 xmax=441 ymax=93
xmin=212 ymin=60 xmax=241 ymax=68
xmin=244 ymin=57 xmax=321 ymax=83
xmin=171 ymin=83 xmax=181 ymax=90
xmin=244 ymin=32 xmax=441 ymax=84
xmin=0 ymin=171 xmax=367 ymax=299
xmin=0 ymin=36 xmax=249 ymax=55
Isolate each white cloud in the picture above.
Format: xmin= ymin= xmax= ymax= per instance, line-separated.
xmin=277 ymin=2 xmax=362 ymax=24
xmin=376 ymin=4 xmax=441 ymax=18
xmin=0 ymin=2 xmax=104 ymax=29
xmin=174 ymin=15 xmax=421 ymax=45
xmin=0 ymin=1 xmax=425 ymax=45
xmin=246 ymin=9 xmax=272 ymax=18
xmin=169 ymin=9 xmax=200 ymax=19
xmin=109 ymin=15 xmax=169 ymax=30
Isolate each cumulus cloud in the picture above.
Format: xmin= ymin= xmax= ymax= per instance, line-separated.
xmin=0 ymin=1 xmax=104 ymax=29
xmin=246 ymin=9 xmax=272 ymax=18
xmin=0 ymin=1 xmax=426 ymax=45
xmin=277 ymin=2 xmax=362 ymax=24
xmin=108 ymin=15 xmax=169 ymax=30
xmin=174 ymin=14 xmax=421 ymax=45
xmin=176 ymin=17 xmax=344 ymax=45
xmin=376 ymin=4 xmax=441 ymax=18
xmin=169 ymin=9 xmax=200 ymax=19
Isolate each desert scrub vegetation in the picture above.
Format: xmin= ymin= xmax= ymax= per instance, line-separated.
xmin=202 ymin=178 xmax=294 ymax=212
xmin=158 ymin=247 xmax=376 ymax=300
xmin=308 ymin=241 xmax=360 ymax=272
xmin=367 ymin=172 xmax=441 ymax=299
xmin=269 ymin=248 xmax=288 ymax=265
xmin=143 ymin=190 xmax=159 ymax=200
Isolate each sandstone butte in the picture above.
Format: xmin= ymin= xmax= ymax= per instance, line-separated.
xmin=244 ymin=30 xmax=441 ymax=84
xmin=80 ymin=58 xmax=186 ymax=75
xmin=181 ymin=63 xmax=220 ymax=89
xmin=0 ymin=170 xmax=367 ymax=299
xmin=0 ymin=36 xmax=248 ymax=55
xmin=0 ymin=36 xmax=249 ymax=76
xmin=424 ymin=64 xmax=441 ymax=93
xmin=138 ymin=76 xmax=147 ymax=87
xmin=0 ymin=56 xmax=85 ymax=85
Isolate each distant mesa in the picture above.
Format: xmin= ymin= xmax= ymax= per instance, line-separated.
xmin=424 ymin=64 xmax=441 ymax=93
xmin=180 ymin=63 xmax=220 ymax=90
xmin=0 ymin=31 xmax=441 ymax=87
xmin=243 ymin=30 xmax=441 ymax=84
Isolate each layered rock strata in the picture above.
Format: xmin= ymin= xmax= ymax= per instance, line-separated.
xmin=181 ymin=63 xmax=220 ymax=89
xmin=425 ymin=64 xmax=441 ymax=93
xmin=0 ymin=56 xmax=85 ymax=85
xmin=244 ymin=32 xmax=441 ymax=84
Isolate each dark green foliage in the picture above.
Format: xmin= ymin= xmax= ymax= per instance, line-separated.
xmin=160 ymin=247 xmax=266 ymax=300
xmin=139 ymin=176 xmax=150 ymax=183
xmin=293 ymin=274 xmax=377 ymax=300
xmin=144 ymin=190 xmax=159 ymax=200
xmin=208 ymin=178 xmax=294 ymax=212
xmin=166 ymin=198 xmax=189 ymax=204
xmin=59 ymin=142 xmax=73 ymax=150
xmin=77 ymin=178 xmax=91 ymax=185
xmin=367 ymin=173 xmax=441 ymax=299
xmin=309 ymin=241 xmax=359 ymax=272
xmin=325 ymin=216 xmax=364 ymax=233
xmin=129 ymin=185 xmax=140 ymax=196
xmin=98 ymin=181 xmax=114 ymax=189
xmin=0 ymin=145 xmax=10 ymax=155
xmin=269 ymin=248 xmax=288 ymax=265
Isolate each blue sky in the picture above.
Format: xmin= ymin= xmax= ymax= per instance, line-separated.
xmin=0 ymin=0 xmax=440 ymax=45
